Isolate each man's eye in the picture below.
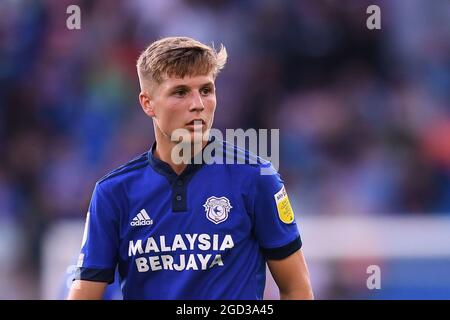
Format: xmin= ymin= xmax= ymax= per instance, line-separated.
xmin=173 ymin=90 xmax=187 ymax=97
xmin=200 ymin=87 xmax=212 ymax=95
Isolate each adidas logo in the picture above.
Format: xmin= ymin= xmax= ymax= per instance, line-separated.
xmin=130 ymin=209 xmax=153 ymax=227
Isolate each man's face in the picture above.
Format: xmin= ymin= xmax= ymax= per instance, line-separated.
xmin=142 ymin=73 xmax=216 ymax=144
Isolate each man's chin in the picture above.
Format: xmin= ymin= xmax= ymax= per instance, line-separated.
xmin=170 ymin=126 xmax=211 ymax=146
xmin=171 ymin=132 xmax=207 ymax=145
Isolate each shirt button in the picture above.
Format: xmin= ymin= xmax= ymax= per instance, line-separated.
xmin=176 ymin=195 xmax=182 ymax=201
xmin=176 ymin=180 xmax=183 ymax=186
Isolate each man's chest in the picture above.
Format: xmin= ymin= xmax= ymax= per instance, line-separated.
xmin=120 ymin=181 xmax=253 ymax=249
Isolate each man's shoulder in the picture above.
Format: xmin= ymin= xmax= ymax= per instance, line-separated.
xmin=96 ymin=151 xmax=150 ymax=187
xmin=214 ymin=139 xmax=275 ymax=174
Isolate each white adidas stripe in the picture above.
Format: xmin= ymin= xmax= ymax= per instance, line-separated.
xmin=140 ymin=209 xmax=151 ymax=220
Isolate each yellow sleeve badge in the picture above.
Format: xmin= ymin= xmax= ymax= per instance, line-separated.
xmin=274 ymin=186 xmax=295 ymax=224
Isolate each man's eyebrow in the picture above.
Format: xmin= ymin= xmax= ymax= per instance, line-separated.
xmin=169 ymin=82 xmax=214 ymax=91
xmin=200 ymin=81 xmax=214 ymax=87
xmin=169 ymin=84 xmax=190 ymax=91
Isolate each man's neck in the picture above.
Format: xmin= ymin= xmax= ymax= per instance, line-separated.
xmin=153 ymin=138 xmax=187 ymax=175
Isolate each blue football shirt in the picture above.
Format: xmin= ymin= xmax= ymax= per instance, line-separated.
xmin=76 ymin=139 xmax=302 ymax=299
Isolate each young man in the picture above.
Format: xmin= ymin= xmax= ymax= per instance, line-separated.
xmin=68 ymin=37 xmax=314 ymax=300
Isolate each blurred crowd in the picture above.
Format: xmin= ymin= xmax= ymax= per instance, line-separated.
xmin=0 ymin=0 xmax=449 ymax=298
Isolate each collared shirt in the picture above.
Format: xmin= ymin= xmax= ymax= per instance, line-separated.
xmin=76 ymin=139 xmax=302 ymax=299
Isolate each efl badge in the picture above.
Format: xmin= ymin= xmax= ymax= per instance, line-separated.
xmin=203 ymin=196 xmax=232 ymax=224
xmin=274 ymin=186 xmax=295 ymax=224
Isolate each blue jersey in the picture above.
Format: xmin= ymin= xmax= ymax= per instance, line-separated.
xmin=76 ymin=139 xmax=302 ymax=299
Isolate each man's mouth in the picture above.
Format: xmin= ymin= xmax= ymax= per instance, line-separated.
xmin=186 ymin=119 xmax=205 ymax=126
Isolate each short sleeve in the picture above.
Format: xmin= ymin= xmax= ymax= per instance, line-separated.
xmin=75 ymin=182 xmax=119 ymax=284
xmin=252 ymin=165 xmax=302 ymax=260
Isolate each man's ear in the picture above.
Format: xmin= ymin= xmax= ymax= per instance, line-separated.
xmin=139 ymin=91 xmax=156 ymax=118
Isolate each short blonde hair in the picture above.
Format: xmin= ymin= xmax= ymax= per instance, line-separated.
xmin=136 ymin=36 xmax=227 ymax=88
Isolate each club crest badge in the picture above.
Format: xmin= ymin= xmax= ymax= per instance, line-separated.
xmin=203 ymin=196 xmax=232 ymax=224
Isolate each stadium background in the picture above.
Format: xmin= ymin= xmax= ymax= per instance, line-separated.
xmin=1 ymin=0 xmax=450 ymax=299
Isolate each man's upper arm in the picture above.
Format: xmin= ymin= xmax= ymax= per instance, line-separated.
xmin=67 ymin=280 xmax=108 ymax=300
xmin=251 ymin=165 xmax=301 ymax=255
xmin=267 ymin=249 xmax=314 ymax=300
xmin=77 ymin=182 xmax=120 ymax=284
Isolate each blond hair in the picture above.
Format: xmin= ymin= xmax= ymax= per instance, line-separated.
xmin=136 ymin=36 xmax=227 ymax=89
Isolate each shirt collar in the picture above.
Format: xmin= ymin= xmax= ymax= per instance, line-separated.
xmin=147 ymin=136 xmax=216 ymax=183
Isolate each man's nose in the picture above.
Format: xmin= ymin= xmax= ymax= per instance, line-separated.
xmin=189 ymin=92 xmax=205 ymax=112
